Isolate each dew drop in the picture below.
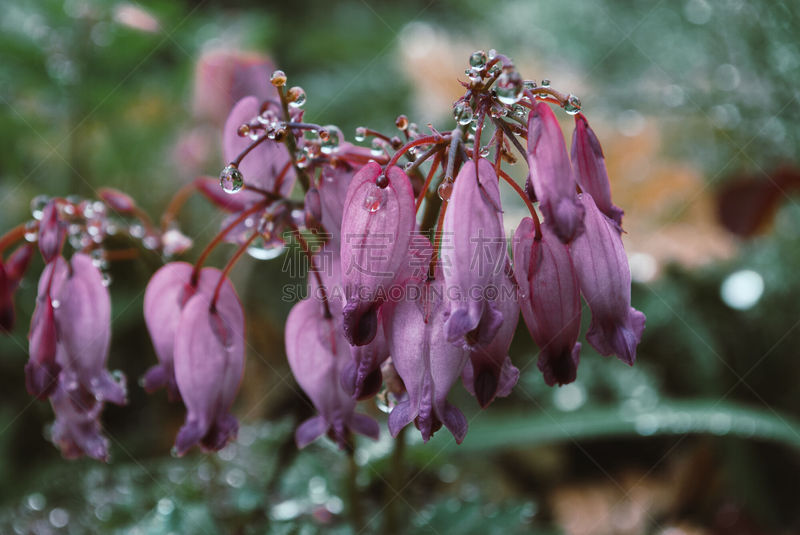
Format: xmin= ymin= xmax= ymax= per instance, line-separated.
xmin=354 ymin=126 xmax=367 ymax=142
xmin=488 ymin=49 xmax=497 ymax=59
xmin=30 ymin=195 xmax=50 ymax=220
xmin=467 ymin=68 xmax=482 ymax=83
xmin=26 ymin=493 xmax=46 ymax=511
xmin=469 ymin=50 xmax=488 ymax=70
xmin=320 ymin=125 xmax=341 ymax=154
xmin=453 ymin=103 xmax=473 ymax=126
xmin=370 ymin=138 xmax=386 ymax=157
xmin=563 ymin=94 xmax=582 ymax=115
xmin=395 ymin=114 xmax=409 ymax=131
xmin=24 ymin=220 xmax=38 ymax=242
xmin=49 ymin=508 xmax=69 ymax=528
xmin=287 ymin=86 xmax=306 ymax=108
xmin=246 ymin=235 xmax=285 ymax=261
xmin=437 ymin=179 xmax=454 ymax=201
xmin=496 ymin=69 xmax=523 ymax=105
xmin=270 ymin=69 xmax=286 ymax=87
xmin=375 ymin=173 xmax=390 ymax=189
xmin=157 ymin=498 xmax=174 ymax=516
xmin=219 ymin=164 xmax=244 ymax=194
xmin=363 ymin=184 xmax=387 ymax=213
xmin=101 ymin=272 xmax=112 ymax=287
xmin=237 ymin=124 xmax=250 ymax=137
xmin=523 ymin=80 xmax=537 ymax=90
xmin=541 ymin=79 xmax=550 ymax=87
xmin=479 ymin=146 xmax=490 ymax=157
xmin=51 ymin=299 xmax=60 ymax=309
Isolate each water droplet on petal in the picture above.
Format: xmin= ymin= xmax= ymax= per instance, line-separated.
xmin=24 ymin=220 xmax=38 ymax=242
xmin=246 ymin=235 xmax=285 ymax=260
xmin=370 ymin=138 xmax=386 ymax=157
xmin=219 ymin=164 xmax=244 ymax=194
xmin=523 ymin=80 xmax=537 ymax=90
xmin=237 ymin=124 xmax=250 ymax=137
xmin=363 ymin=184 xmax=387 ymax=212
xmin=564 ymin=94 xmax=582 ymax=115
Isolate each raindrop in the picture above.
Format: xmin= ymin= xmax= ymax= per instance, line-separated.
xmin=523 ymin=80 xmax=537 ymax=90
xmin=101 ymin=273 xmax=112 ymax=287
xmin=246 ymin=235 xmax=285 ymax=261
xmin=371 ymin=138 xmax=386 ymax=157
xmin=237 ymin=124 xmax=250 ymax=137
xmin=479 ymin=146 xmax=490 ymax=157
xmin=26 ymin=493 xmax=46 ymax=511
xmin=467 ymin=68 xmax=482 ymax=83
xmin=553 ymin=383 xmax=586 ymax=411
xmin=375 ymin=173 xmax=390 ymax=189
xmin=354 ymin=126 xmax=367 ymax=142
xmin=495 ymin=70 xmax=523 ymax=105
xmin=24 ymin=220 xmax=38 ymax=242
xmin=51 ymin=299 xmax=60 ymax=309
xmin=720 ymin=269 xmax=763 ymax=310
xmin=49 ymin=508 xmax=69 ymax=528
xmin=469 ymin=50 xmax=488 ymax=70
xmin=157 ymin=498 xmax=174 ymax=516
xmin=326 ymin=497 xmax=344 ymax=514
xmin=363 ymin=184 xmax=387 ymax=213
xmin=30 ymin=195 xmax=50 ymax=220
xmin=488 ymin=49 xmax=497 ymax=59
xmin=453 ymin=103 xmax=473 ymax=126
xmin=563 ymin=94 xmax=582 ymax=115
xmin=320 ymin=125 xmax=341 ymax=154
xmin=219 ymin=164 xmax=244 ymax=194
xmin=225 ymin=468 xmax=246 ymax=488
xmin=437 ymin=179 xmax=454 ymax=201
xmin=395 ymin=115 xmax=409 ymax=131
xmin=541 ymin=79 xmax=551 ymax=87
xmin=287 ymin=86 xmax=306 ymax=108
xmin=270 ymin=69 xmax=287 ymax=87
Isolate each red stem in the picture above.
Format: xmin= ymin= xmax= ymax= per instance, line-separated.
xmin=428 ymin=200 xmax=449 ymax=279
xmin=0 ymin=223 xmax=27 ymax=255
xmin=415 ymin=152 xmax=441 ymax=213
xmin=498 ymin=168 xmax=541 ymax=240
xmin=272 ymin=160 xmax=293 ymax=194
xmin=192 ymin=201 xmax=268 ymax=284
xmin=161 ymin=179 xmax=199 ymax=232
xmin=385 ymin=135 xmax=449 ymax=171
xmin=210 ymin=231 xmax=259 ymax=311
xmin=288 ymin=223 xmax=331 ymax=319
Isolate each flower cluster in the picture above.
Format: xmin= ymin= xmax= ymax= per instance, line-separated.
xmin=0 ymin=49 xmax=645 ymax=459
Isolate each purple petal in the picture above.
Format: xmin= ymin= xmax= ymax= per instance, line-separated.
xmin=1 ymin=244 xmax=34 ymax=331
xmin=223 ymin=96 xmax=294 ymax=195
xmin=0 ymin=261 xmax=13 ymax=332
xmin=54 ymin=254 xmax=126 ymax=405
xmin=527 ymin=102 xmax=584 ymax=243
xmin=570 ymin=194 xmax=645 ymax=365
xmin=195 ymin=176 xmax=263 ymax=213
xmin=571 ymin=115 xmax=624 ymax=228
xmin=38 ymin=201 xmax=66 ymax=263
xmin=441 ymin=158 xmax=506 ymax=347
xmin=172 ymin=271 xmax=245 ymax=455
xmin=460 ymin=274 xmax=519 ymax=407
xmin=295 ymin=416 xmax=328 ymax=449
xmin=98 ymin=188 xmax=137 ymax=214
xmin=514 ymin=218 xmax=583 ymax=386
xmin=49 ymin=384 xmax=110 ymax=461
xmin=340 ymin=162 xmax=415 ymax=346
xmin=383 ymin=272 xmax=469 ymax=443
xmin=340 ymin=320 xmax=389 ymax=400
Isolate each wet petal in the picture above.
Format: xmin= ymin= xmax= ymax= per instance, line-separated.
xmin=38 ymin=201 xmax=66 ymax=263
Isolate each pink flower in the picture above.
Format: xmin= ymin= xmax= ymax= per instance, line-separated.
xmin=526 ymin=101 xmax=584 ymax=243
xmin=340 ymin=162 xmax=415 ymax=346
xmin=441 ymin=158 xmax=506 ymax=348
xmin=38 ymin=200 xmax=66 ymax=263
xmin=570 ymin=194 xmax=645 ymax=365
xmin=285 ymin=296 xmax=379 ymax=449
xmin=460 ymin=272 xmax=520 ymax=407
xmin=1 ymin=244 xmax=33 ymax=332
xmin=571 ymin=115 xmax=624 ymax=227
xmin=384 ymin=271 xmax=469 ymax=443
xmin=173 ymin=269 xmax=245 ymax=455
xmin=514 ymin=219 xmax=582 ymax=386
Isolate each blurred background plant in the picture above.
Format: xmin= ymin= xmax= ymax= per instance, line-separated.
xmin=1 ymin=0 xmax=799 ymax=533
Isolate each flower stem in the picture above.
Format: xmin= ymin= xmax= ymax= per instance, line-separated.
xmin=0 ymin=223 xmax=27 ymax=255
xmin=385 ymin=426 xmax=407 ymax=535
xmin=415 ymin=152 xmax=441 ymax=212
xmin=210 ymin=231 xmax=259 ymax=311
xmin=346 ymin=445 xmax=365 ymax=532
xmin=161 ymin=179 xmax=199 ymax=232
xmin=277 ymin=86 xmax=311 ymax=193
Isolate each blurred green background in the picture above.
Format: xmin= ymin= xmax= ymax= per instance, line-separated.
xmin=1 ymin=0 xmax=799 ymax=533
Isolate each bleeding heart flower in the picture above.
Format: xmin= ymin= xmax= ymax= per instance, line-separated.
xmin=570 ymin=194 xmax=645 ymax=365
xmin=514 ymin=218 xmax=582 ymax=386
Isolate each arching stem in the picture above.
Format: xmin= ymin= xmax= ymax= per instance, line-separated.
xmin=209 ymin=231 xmax=259 ymax=311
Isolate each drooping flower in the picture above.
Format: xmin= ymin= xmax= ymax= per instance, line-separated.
xmin=527 ymin=101 xmax=584 ymax=243
xmin=570 ymin=194 xmax=645 ymax=365
xmin=340 ymin=161 xmax=415 ymax=346
xmin=53 ymin=254 xmax=127 ymax=405
xmin=460 ymin=271 xmax=520 ymax=407
xmin=441 ymin=158 xmax=506 ymax=348
xmin=571 ymin=115 xmax=624 ymax=228
xmin=142 ymin=262 xmax=198 ymax=401
xmin=285 ymin=296 xmax=379 ymax=449
xmin=26 ymin=261 xmax=63 ymax=400
xmin=384 ymin=270 xmax=469 ymax=443
xmin=514 ymin=219 xmax=582 ymax=386
xmin=173 ymin=270 xmax=245 ymax=455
